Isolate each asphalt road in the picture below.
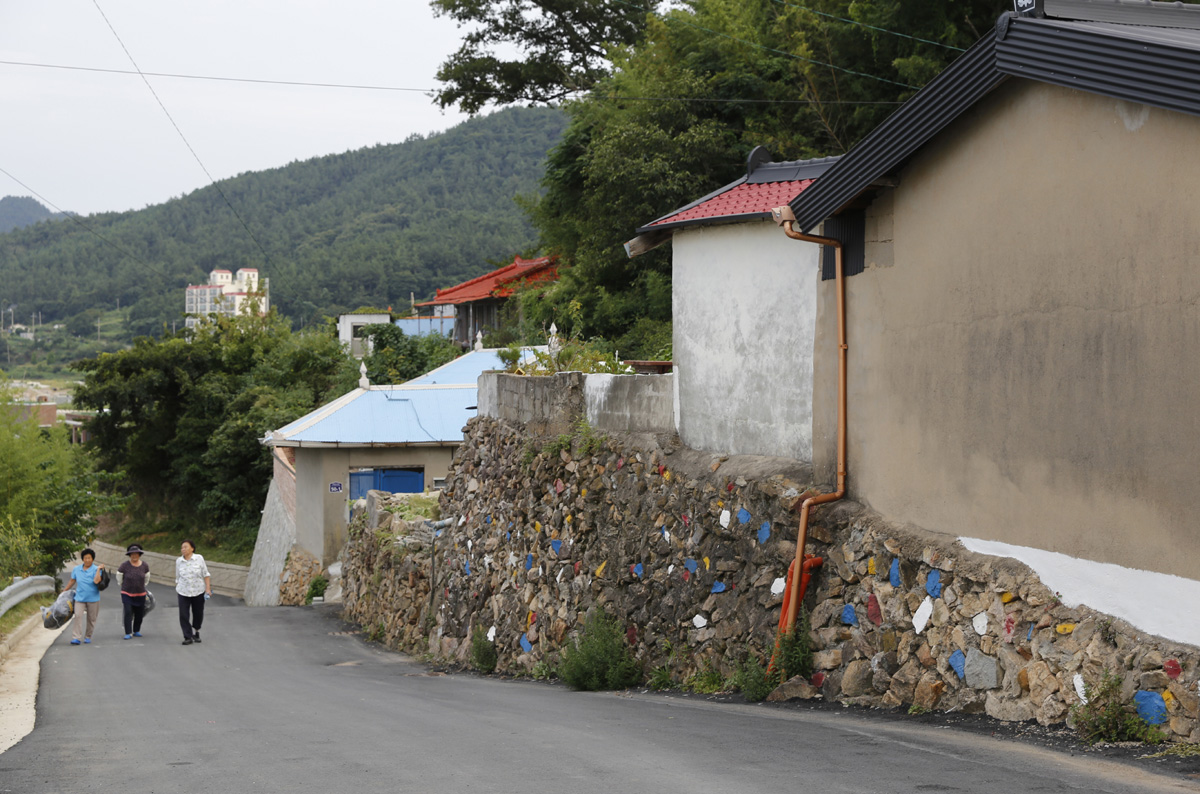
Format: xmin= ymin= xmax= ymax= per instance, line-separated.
xmin=1 ymin=588 xmax=1195 ymax=794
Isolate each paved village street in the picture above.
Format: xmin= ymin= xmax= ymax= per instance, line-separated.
xmin=1 ymin=590 xmax=1196 ymax=794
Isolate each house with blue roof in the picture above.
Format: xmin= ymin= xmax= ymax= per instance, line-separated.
xmin=262 ymin=347 xmax=535 ymax=566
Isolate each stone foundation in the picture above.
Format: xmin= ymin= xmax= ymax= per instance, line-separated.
xmin=342 ymin=415 xmax=1200 ymax=741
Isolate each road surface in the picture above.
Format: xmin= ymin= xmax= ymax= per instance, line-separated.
xmin=1 ymin=588 xmax=1195 ymax=793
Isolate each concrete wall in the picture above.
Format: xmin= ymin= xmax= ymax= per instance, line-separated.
xmin=479 ymin=371 xmax=674 ymax=436
xmin=293 ymin=445 xmax=456 ymax=566
xmin=812 ymin=78 xmax=1200 ymax=579
xmin=672 ymin=221 xmax=820 ymax=460
xmin=89 ymin=542 xmax=248 ymax=598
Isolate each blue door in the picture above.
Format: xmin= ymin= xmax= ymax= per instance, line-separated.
xmin=375 ymin=468 xmax=424 ymax=494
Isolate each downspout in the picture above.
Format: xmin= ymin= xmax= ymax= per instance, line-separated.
xmin=771 ymin=205 xmax=848 ymax=636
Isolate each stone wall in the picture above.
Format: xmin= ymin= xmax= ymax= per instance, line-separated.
xmin=278 ymin=547 xmax=323 ymax=606
xmin=342 ymin=413 xmax=1200 ymax=741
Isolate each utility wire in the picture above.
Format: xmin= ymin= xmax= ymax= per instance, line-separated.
xmin=0 ymin=59 xmax=904 ymax=104
xmin=611 ymin=0 xmax=920 ymax=90
xmin=89 ymin=0 xmax=274 ymax=268
xmin=0 ymin=163 xmax=172 ymax=281
xmin=766 ymin=0 xmax=965 ymax=52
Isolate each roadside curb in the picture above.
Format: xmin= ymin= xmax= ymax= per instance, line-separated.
xmin=0 ymin=613 xmax=45 ymax=670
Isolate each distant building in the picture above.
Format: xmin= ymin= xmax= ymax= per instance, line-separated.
xmin=336 ymin=312 xmax=454 ymax=359
xmin=184 ymin=268 xmax=269 ymax=328
xmin=415 ymin=255 xmax=558 ymax=347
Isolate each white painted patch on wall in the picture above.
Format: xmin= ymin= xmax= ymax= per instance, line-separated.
xmin=1074 ymin=673 xmax=1088 ymax=705
xmin=960 ymin=537 xmax=1200 ymax=647
xmin=584 ymin=373 xmax=617 ymax=426
xmin=771 ymin=577 xmax=787 ymax=596
xmin=972 ymin=612 xmax=988 ymax=636
xmin=693 ymin=614 xmax=708 ymax=629
xmin=913 ymin=596 xmax=933 ymax=634
xmin=1115 ymin=100 xmax=1150 ymax=132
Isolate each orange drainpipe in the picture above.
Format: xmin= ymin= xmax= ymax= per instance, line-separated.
xmin=771 ymin=205 xmax=848 ymax=636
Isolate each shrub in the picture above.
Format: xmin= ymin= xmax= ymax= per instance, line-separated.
xmin=558 ymin=609 xmax=641 ymax=691
xmin=774 ymin=605 xmax=813 ymax=680
xmin=647 ymin=664 xmax=674 ymax=691
xmin=470 ymin=625 xmax=498 ymax=674
xmin=736 ymin=654 xmax=777 ymax=703
xmin=1071 ymin=669 xmax=1168 ymax=745
xmin=531 ymin=660 xmax=555 ymax=680
xmin=304 ymin=575 xmax=328 ymax=605
xmin=685 ymin=658 xmax=727 ymax=694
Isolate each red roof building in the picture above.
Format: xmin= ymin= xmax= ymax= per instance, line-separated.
xmin=417 ymin=255 xmax=559 ymax=346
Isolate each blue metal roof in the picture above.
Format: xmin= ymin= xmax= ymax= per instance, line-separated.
xmin=268 ymin=347 xmax=544 ymax=447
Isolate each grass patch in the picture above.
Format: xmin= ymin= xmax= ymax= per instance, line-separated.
xmin=383 ymin=493 xmax=441 ymax=522
xmin=685 ymin=657 xmax=728 ymax=694
xmin=1145 ymin=744 xmax=1200 ymax=758
xmin=558 ymin=609 xmax=641 ymax=691
xmin=1071 ymin=669 xmax=1168 ymax=745
xmin=0 ymin=593 xmax=55 ymax=641
xmin=733 ymin=654 xmax=776 ymax=703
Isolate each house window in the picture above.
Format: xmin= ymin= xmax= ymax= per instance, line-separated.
xmin=820 ymin=210 xmax=866 ymax=281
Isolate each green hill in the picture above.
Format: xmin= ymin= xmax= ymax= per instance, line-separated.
xmin=0 ymin=106 xmax=565 ymax=338
xmin=0 ymin=195 xmax=66 ymax=234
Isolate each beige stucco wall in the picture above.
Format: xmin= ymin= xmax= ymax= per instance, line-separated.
xmin=813 ymin=78 xmax=1200 ymax=579
xmin=293 ymin=445 xmax=455 ymax=565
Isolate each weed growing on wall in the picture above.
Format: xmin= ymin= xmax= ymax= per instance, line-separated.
xmin=304 ymin=575 xmax=328 ymax=605
xmin=558 ymin=609 xmax=641 ymax=691
xmin=1071 ymin=670 xmax=1167 ymax=745
xmin=734 ymin=654 xmax=776 ymax=703
xmin=470 ymin=625 xmax=498 ymax=674
xmin=775 ymin=606 xmax=814 ymax=681
xmin=685 ymin=658 xmax=727 ymax=694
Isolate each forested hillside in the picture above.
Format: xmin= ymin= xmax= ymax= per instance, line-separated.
xmin=0 ymin=195 xmax=65 ymax=234
xmin=0 ymin=106 xmax=565 ymax=338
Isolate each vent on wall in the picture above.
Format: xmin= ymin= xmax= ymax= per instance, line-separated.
xmin=820 ymin=210 xmax=866 ymax=281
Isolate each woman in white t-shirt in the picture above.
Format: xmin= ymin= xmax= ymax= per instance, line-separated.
xmin=175 ymin=540 xmax=211 ymax=646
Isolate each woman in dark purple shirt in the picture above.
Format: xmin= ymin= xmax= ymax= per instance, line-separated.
xmin=117 ymin=544 xmax=150 ymax=640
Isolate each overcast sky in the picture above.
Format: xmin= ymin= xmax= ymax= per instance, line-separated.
xmin=0 ymin=0 xmax=474 ymax=216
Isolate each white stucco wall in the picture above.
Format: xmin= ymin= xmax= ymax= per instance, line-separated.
xmin=671 ymin=221 xmax=821 ymax=461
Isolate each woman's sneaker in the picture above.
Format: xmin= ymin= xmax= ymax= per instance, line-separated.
xmin=193 ymin=632 xmax=201 ymax=643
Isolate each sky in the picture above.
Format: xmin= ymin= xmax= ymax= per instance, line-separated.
xmin=0 ymin=0 xmax=474 ymax=216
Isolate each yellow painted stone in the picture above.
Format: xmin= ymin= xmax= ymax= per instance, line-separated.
xmin=663 ymin=470 xmax=671 ymax=481
xmin=535 ymin=521 xmax=542 ymax=533
xmin=581 ymin=489 xmax=588 ymax=498
xmin=1164 ymin=689 xmax=1176 ymax=706
xmin=565 ymin=515 xmax=572 ymax=523
xmin=1001 ymin=592 xmax=1016 ymax=603
xmin=527 ymin=611 xmax=535 ymax=627
xmin=1056 ymin=623 xmax=1075 ymax=635
xmin=867 ymin=557 xmax=876 ymax=575
xmin=596 ymin=561 xmax=607 ymax=577
xmin=703 ymin=557 xmax=711 ymax=571
xmin=717 ymin=500 xmax=724 ymax=508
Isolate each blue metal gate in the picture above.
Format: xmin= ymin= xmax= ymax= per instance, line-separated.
xmin=349 ymin=468 xmax=424 ymax=499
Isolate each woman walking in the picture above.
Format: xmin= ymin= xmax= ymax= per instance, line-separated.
xmin=175 ymin=540 xmax=211 ymax=646
xmin=65 ymin=548 xmax=104 ymax=645
xmin=117 ymin=544 xmax=150 ymax=640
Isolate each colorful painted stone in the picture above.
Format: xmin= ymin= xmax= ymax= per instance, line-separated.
xmin=685 ymin=559 xmax=699 ymax=573
xmin=841 ymin=604 xmax=858 ymax=626
xmin=664 ymin=470 xmax=672 ymax=482
xmin=1134 ymin=691 xmax=1168 ymax=725
xmin=487 ymin=625 xmax=497 ymax=642
xmin=737 ymin=508 xmax=751 ymax=525
xmin=811 ymin=672 xmax=826 ymax=688
xmin=1055 ymin=623 xmax=1075 ymax=635
xmin=550 ymin=539 xmax=562 ymax=555
xmin=1000 ymin=591 xmax=1016 ymax=603
xmin=889 ymin=558 xmax=901 ymax=588
xmin=925 ymin=570 xmax=942 ymax=599
xmin=555 ymin=479 xmax=564 ymax=494
xmin=484 ymin=515 xmax=491 ymax=524
xmin=866 ymin=593 xmax=882 ymax=626
xmin=771 ymin=577 xmax=787 ymax=596
xmin=682 ymin=514 xmax=690 ymax=526
xmin=617 ymin=457 xmax=624 ymax=469
xmin=1027 ymin=624 xmax=1034 ymax=641
xmin=711 ymin=582 xmax=727 ymax=594
xmin=520 ymin=633 xmax=533 ymax=653
xmin=758 ymin=522 xmax=771 ymax=545
xmin=972 ymin=612 xmax=988 ymax=636
xmin=683 ymin=570 xmax=690 ymax=582
xmin=719 ymin=510 xmax=731 ymax=528
xmin=668 ymin=564 xmax=675 ymax=574
xmin=867 ymin=557 xmax=876 ymax=576
xmin=574 ymin=561 xmax=581 ymax=575
xmin=913 ymin=596 xmax=933 ymax=634
xmin=703 ymin=557 xmax=711 ymax=571
xmin=949 ymin=649 xmax=966 ymax=679
xmin=693 ymin=614 xmax=708 ymax=628
xmin=595 ymin=561 xmax=607 ymax=577
xmin=727 ymin=482 xmax=735 ymax=492
xmin=1003 ymin=614 xmax=1017 ymax=643
xmin=1164 ymin=689 xmax=1176 ymax=707
xmin=525 ymin=554 xmax=534 ymax=571
xmin=633 ymin=563 xmax=644 ymax=578
xmin=534 ymin=521 xmax=542 ymax=533
xmin=662 ymin=529 xmax=671 ymax=542
xmin=1074 ymin=673 xmax=1088 ymax=704
xmin=464 ymin=560 xmax=471 ymax=575
xmin=1165 ymin=659 xmax=1182 ymax=680
xmin=506 ymin=531 xmax=511 ymax=541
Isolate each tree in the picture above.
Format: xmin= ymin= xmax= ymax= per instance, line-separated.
xmin=431 ymin=0 xmax=658 ymax=113
xmin=360 ymin=324 xmax=462 ymax=385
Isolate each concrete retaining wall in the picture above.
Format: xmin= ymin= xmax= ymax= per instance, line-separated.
xmin=479 ymin=371 xmax=674 ymax=435
xmin=90 ymin=542 xmax=248 ymax=599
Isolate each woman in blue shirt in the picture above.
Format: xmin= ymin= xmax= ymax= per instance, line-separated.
xmin=65 ymin=548 xmax=104 ymax=645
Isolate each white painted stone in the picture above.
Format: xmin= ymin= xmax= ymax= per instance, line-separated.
xmin=668 ymin=565 xmax=675 ymax=574
xmin=458 ymin=515 xmax=467 ymax=526
xmin=913 ymin=596 xmax=933 ymax=634
xmin=693 ymin=614 xmax=708 ymax=629
xmin=466 ymin=539 xmax=472 ymax=551
xmin=771 ymin=577 xmax=787 ymax=596
xmin=662 ymin=529 xmax=671 ymax=542
xmin=973 ymin=612 xmax=989 ymax=636
xmin=720 ymin=510 xmax=731 ymax=528
xmin=486 ymin=625 xmax=496 ymax=642
xmin=1074 ymin=673 xmax=1088 ymax=704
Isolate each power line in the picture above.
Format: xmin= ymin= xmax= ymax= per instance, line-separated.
xmin=0 ymin=59 xmax=904 ymax=104
xmin=89 ymin=0 xmax=274 ymax=269
xmin=767 ymin=0 xmax=966 ymax=52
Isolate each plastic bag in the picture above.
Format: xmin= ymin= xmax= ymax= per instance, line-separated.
xmin=143 ymin=590 xmax=156 ymax=616
xmin=97 ymin=568 xmax=111 ymax=591
xmin=41 ymin=590 xmax=74 ymax=630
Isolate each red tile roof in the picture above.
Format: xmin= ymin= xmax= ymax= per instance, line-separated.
xmin=417 ymin=256 xmax=559 ymax=306
xmin=649 ymin=180 xmax=814 ymax=228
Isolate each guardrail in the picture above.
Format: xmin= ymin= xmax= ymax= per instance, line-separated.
xmin=0 ymin=575 xmax=56 ymax=621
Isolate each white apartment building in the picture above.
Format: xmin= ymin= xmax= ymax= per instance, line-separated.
xmin=184 ymin=268 xmax=270 ymax=328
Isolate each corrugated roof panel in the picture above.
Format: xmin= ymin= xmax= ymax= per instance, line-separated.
xmin=283 ymin=387 xmax=478 ymax=445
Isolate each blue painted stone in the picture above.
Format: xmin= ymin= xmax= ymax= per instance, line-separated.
xmin=436 ymin=529 xmax=443 ymax=538
xmin=737 ymin=508 xmax=751 ymax=525
xmin=685 ymin=559 xmax=699 ymax=574
xmin=757 ymin=522 xmax=771 ymax=545
xmin=841 ymin=604 xmax=858 ymax=626
xmin=711 ymin=581 xmax=727 ymax=594
xmin=525 ymin=554 xmax=533 ymax=571
xmin=520 ymin=633 xmax=532 ymax=653
xmin=485 ymin=515 xmax=492 ymax=524
xmin=551 ymin=539 xmax=562 ymax=554
xmin=1027 ymin=624 xmax=1034 ymax=641
xmin=634 ymin=563 xmax=644 ymax=578
xmin=1134 ymin=691 xmax=1168 ymax=725
xmin=889 ymin=558 xmax=901 ymax=587
xmin=464 ymin=560 xmax=471 ymax=576
xmin=506 ymin=531 xmax=511 ymax=540
xmin=926 ymin=570 xmax=942 ymax=599
xmin=949 ymin=649 xmax=966 ymax=679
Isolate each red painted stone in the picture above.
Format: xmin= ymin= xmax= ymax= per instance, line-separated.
xmin=630 ymin=564 xmax=637 ymax=575
xmin=682 ymin=514 xmax=690 ymax=526
xmin=1003 ymin=614 xmax=1017 ymax=643
xmin=866 ymin=593 xmax=882 ymax=626
xmin=727 ymin=482 xmax=735 ymax=492
xmin=574 ymin=561 xmax=581 ymax=575
xmin=811 ymin=672 xmax=825 ymax=688
xmin=617 ymin=457 xmax=624 ymax=470
xmin=683 ymin=570 xmax=690 ymax=582
xmin=658 ymin=464 xmax=665 ymax=476
xmin=555 ymin=479 xmax=564 ymax=494
xmin=627 ymin=625 xmax=638 ymax=646
xmin=1165 ymin=659 xmax=1182 ymax=680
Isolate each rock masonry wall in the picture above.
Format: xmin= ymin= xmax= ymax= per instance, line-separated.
xmin=343 ymin=413 xmax=1200 ymax=741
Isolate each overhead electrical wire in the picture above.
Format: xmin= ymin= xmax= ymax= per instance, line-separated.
xmin=0 ymin=59 xmax=904 ymax=105
xmin=89 ymin=0 xmax=274 ymax=268
xmin=766 ymin=0 xmax=966 ymax=52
